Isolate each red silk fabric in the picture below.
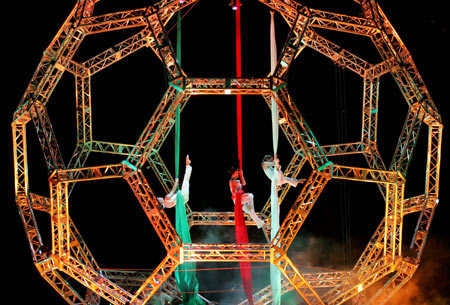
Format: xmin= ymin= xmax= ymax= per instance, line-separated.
xmin=234 ymin=1 xmax=254 ymax=304
xmin=236 ymin=0 xmax=243 ymax=171
xmin=234 ymin=192 xmax=254 ymax=305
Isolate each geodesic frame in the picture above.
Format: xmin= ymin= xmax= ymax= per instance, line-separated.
xmin=12 ymin=0 xmax=442 ymax=305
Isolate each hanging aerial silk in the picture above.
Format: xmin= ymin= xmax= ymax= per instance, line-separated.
xmin=174 ymin=105 xmax=204 ymax=305
xmin=174 ymin=104 xmax=204 ymax=305
xmin=269 ymin=10 xmax=282 ymax=305
xmin=234 ymin=1 xmax=254 ymax=304
xmin=233 ymin=191 xmax=254 ymax=303
xmin=173 ymin=12 xmax=204 ymax=305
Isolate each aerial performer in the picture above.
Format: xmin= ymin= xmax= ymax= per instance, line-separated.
xmin=261 ymin=154 xmax=306 ymax=187
xmin=156 ymin=155 xmax=192 ymax=211
xmin=229 ymin=167 xmax=268 ymax=229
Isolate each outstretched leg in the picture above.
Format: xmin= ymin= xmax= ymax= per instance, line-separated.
xmin=279 ymin=175 xmax=299 ymax=187
xmin=277 ymin=170 xmax=306 ymax=187
xmin=241 ymin=193 xmax=267 ymax=229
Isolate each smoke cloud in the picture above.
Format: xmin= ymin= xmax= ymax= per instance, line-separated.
xmin=288 ymin=232 xmax=347 ymax=270
xmin=386 ymin=235 xmax=450 ymax=305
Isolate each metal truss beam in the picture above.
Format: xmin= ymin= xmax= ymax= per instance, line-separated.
xmin=354 ymin=218 xmax=385 ymax=274
xmin=262 ymin=93 xmax=301 ymax=155
xmin=261 ymin=1 xmax=381 ymax=78
xmin=72 ymin=143 xmax=175 ymax=205
xmin=100 ymin=270 xmax=153 ymax=292
xmin=66 ymin=141 xmax=85 ymax=171
xmin=36 ymin=260 xmax=89 ymax=305
xmin=362 ymin=144 xmax=387 ymax=199
xmin=322 ymin=256 xmax=395 ymax=305
xmin=425 ymin=124 xmax=442 ymax=197
xmin=409 ymin=195 xmax=439 ymax=261
xmin=258 ymin=0 xmax=304 ymax=26
xmin=146 ymin=152 xmax=176 ymax=195
xmin=333 ymin=190 xmax=403 ymax=304
xmin=67 ymin=76 xmax=93 ymax=178
xmin=14 ymin=12 xmax=86 ymax=121
xmin=84 ymin=141 xmax=136 ymax=155
xmin=273 ymin=10 xmax=310 ymax=80
xmin=75 ymin=0 xmax=95 ymax=20
xmin=308 ymin=8 xmax=378 ymax=36
xmin=28 ymin=193 xmax=101 ymax=274
xmin=12 ymin=122 xmax=28 ymax=199
xmin=316 ymin=142 xmax=365 ymax=157
xmin=69 ymin=219 xmax=101 ymax=272
xmin=185 ymin=77 xmax=272 ymax=95
xmin=367 ymin=59 xmax=392 ymax=78
xmin=29 ymin=193 xmax=51 ymax=212
xmin=188 ymin=211 xmax=263 ymax=227
xmin=131 ymin=255 xmax=179 ymax=305
xmin=52 ymin=164 xmax=124 ymax=183
xmin=79 ymin=8 xmax=148 ymax=34
xmin=364 ymin=259 xmax=417 ymax=305
xmin=126 ymin=86 xmax=190 ymax=169
xmin=65 ymin=58 xmax=90 ymax=78
xmin=306 ymin=271 xmax=352 ymax=288
xmin=30 ymin=102 xmax=65 ymax=172
xmin=101 ymin=269 xmax=183 ymax=303
xmin=303 ymin=28 xmax=372 ymax=77
xmin=403 ymin=194 xmax=428 ymax=214
xmin=389 ymin=105 xmax=424 ymax=176
xmin=183 ymin=243 xmax=271 ymax=262
xmin=145 ymin=9 xmax=183 ymax=80
xmin=363 ymin=1 xmax=441 ymax=124
xmin=272 ymin=87 xmax=330 ymax=169
xmin=239 ymin=271 xmax=352 ymax=305
xmin=326 ymin=181 xmax=403 ymax=304
xmin=82 ymin=28 xmax=155 ymax=76
xmin=75 ymin=76 xmax=92 ymax=147
xmin=384 ymin=183 xmax=404 ymax=260
xmin=361 ymin=75 xmax=379 ymax=144
xmin=275 ymin=253 xmax=325 ymax=305
xmin=51 ymin=178 xmax=70 ymax=258
xmin=12 ymin=122 xmax=46 ymax=258
xmin=262 ymin=0 xmax=378 ymax=39
xmin=78 ymin=0 xmax=197 ymax=34
xmin=331 ymin=164 xmax=404 ymax=184
xmin=58 ymin=255 xmax=133 ymax=305
xmin=124 ymin=169 xmax=180 ymax=252
xmin=273 ymin=170 xmax=330 ymax=253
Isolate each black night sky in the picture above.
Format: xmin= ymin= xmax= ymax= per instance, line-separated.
xmin=4 ymin=1 xmax=449 ymax=304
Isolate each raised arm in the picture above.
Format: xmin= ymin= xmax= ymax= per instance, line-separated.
xmin=275 ymin=158 xmax=281 ymax=170
xmin=240 ymin=169 xmax=246 ymax=186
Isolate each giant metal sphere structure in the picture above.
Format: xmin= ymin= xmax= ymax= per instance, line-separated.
xmin=12 ymin=0 xmax=443 ymax=304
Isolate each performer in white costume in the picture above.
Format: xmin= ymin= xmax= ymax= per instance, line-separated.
xmin=156 ymin=155 xmax=192 ymax=210
xmin=261 ymin=155 xmax=306 ymax=187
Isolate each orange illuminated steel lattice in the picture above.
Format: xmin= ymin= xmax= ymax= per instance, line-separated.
xmin=12 ymin=0 xmax=442 ymax=304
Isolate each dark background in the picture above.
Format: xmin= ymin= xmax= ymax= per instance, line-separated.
xmin=5 ymin=0 xmax=449 ymax=304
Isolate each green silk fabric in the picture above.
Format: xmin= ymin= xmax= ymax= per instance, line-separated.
xmin=174 ymin=100 xmax=203 ymax=304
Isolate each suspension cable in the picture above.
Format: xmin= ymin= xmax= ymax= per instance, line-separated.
xmin=334 ymin=64 xmax=352 ymax=269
